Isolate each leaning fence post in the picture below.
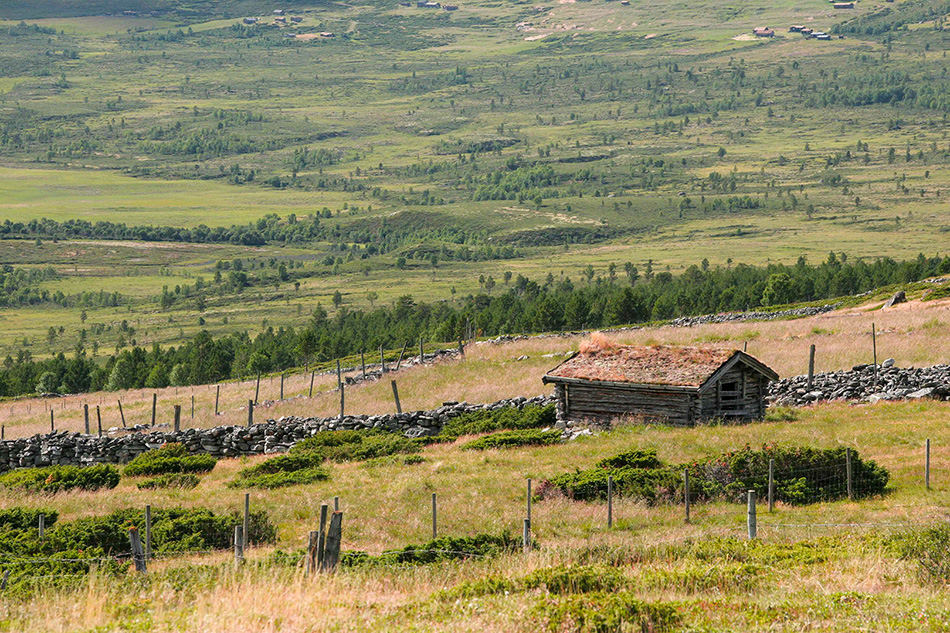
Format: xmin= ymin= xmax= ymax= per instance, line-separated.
xmin=173 ymin=405 xmax=180 ymax=433
xmin=247 ymin=400 xmax=254 ymax=426
xmin=118 ymin=400 xmax=126 ymax=428
xmin=323 ymin=512 xmax=343 ymax=572
xmin=309 ymin=371 xmax=315 ymax=398
xmin=234 ymin=525 xmax=244 ymax=565
xmin=683 ymin=470 xmax=690 ymax=523
xmin=926 ymin=439 xmax=931 ymax=490
xmin=254 ymin=373 xmax=261 ymax=404
xmin=747 ymin=490 xmax=757 ymax=539
xmin=145 ymin=504 xmax=151 ymax=561
xmin=84 ymin=404 xmax=90 ymax=434
xmin=129 ymin=527 xmax=147 ymax=573
xmin=431 ymin=492 xmax=438 ymax=540
xmin=391 ymin=380 xmax=402 ymax=414
xmin=96 ymin=405 xmax=103 ymax=437
xmin=768 ymin=458 xmax=775 ymax=513
xmin=396 ymin=341 xmax=408 ymax=370
xmin=846 ymin=448 xmax=853 ymax=501
xmin=151 ymin=394 xmax=157 ymax=427
xmin=607 ymin=474 xmax=614 ymax=528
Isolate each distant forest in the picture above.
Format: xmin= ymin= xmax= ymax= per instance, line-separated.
xmin=3 ymin=251 xmax=945 ymax=398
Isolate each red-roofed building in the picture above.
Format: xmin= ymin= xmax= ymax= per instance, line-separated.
xmin=542 ymin=345 xmax=778 ymax=425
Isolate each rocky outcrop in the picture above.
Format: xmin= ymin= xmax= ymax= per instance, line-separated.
xmin=0 ymin=395 xmax=555 ymax=472
xmin=768 ymin=362 xmax=950 ymax=406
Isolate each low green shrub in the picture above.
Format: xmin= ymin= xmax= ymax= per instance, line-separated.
xmin=535 ymin=592 xmax=680 ymax=633
xmin=291 ymin=430 xmax=421 ymax=462
xmin=438 ymin=404 xmax=556 ymax=440
xmin=888 ymin=524 xmax=950 ymax=584
xmin=596 ymin=449 xmax=664 ymax=470
xmin=639 ymin=562 xmax=761 ymax=593
xmin=0 ymin=464 xmax=119 ymax=493
xmin=435 ymin=575 xmax=517 ymax=601
xmin=123 ymin=443 xmax=216 ymax=476
xmin=522 ymin=565 xmax=627 ymax=594
xmin=229 ymin=467 xmax=329 ymax=489
xmin=462 ymin=429 xmax=562 ymax=451
xmin=0 ymin=507 xmax=57 ymax=530
xmin=136 ymin=474 xmax=200 ymax=490
xmin=362 ymin=454 xmax=425 ymax=468
xmin=347 ymin=532 xmax=522 ymax=566
xmin=543 ymin=466 xmax=677 ymax=502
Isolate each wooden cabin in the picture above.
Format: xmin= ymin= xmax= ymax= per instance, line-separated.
xmin=542 ymin=345 xmax=778 ymax=426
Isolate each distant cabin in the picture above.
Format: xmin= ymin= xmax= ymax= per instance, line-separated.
xmin=753 ymin=27 xmax=775 ymax=37
xmin=274 ymin=16 xmax=287 ymax=23
xmin=443 ymin=4 xmax=459 ymax=10
xmin=789 ymin=25 xmax=804 ymax=33
xmin=290 ymin=16 xmax=303 ymax=22
xmin=833 ymin=2 xmax=854 ymax=7
xmin=542 ymin=344 xmax=778 ymax=426
xmin=243 ymin=17 xmax=257 ymax=24
xmin=273 ymin=9 xmax=285 ymax=15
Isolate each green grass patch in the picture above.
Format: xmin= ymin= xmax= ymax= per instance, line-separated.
xmin=461 ymin=428 xmax=562 ymax=451
xmin=135 ymin=473 xmax=201 ymax=490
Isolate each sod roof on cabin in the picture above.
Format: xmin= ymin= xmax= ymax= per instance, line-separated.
xmin=545 ymin=345 xmax=739 ymax=387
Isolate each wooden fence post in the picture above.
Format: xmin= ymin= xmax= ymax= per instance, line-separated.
xmin=458 ymin=336 xmax=465 ymax=357
xmin=768 ymin=458 xmax=775 ymax=513
xmin=846 ymin=448 xmax=853 ymax=501
xmin=339 ymin=385 xmax=345 ymax=422
xmin=391 ymin=380 xmax=402 ymax=414
xmin=807 ymin=344 xmax=816 ymax=389
xmin=84 ymin=404 xmax=90 ymax=434
xmin=151 ymin=394 xmax=157 ymax=427
xmin=243 ymin=493 xmax=251 ymax=549
xmin=191 ymin=395 xmax=195 ymax=419
xmin=234 ymin=525 xmax=244 ymax=565
xmin=2 ymin=426 xmax=5 ymax=440
xmin=173 ymin=405 xmax=180 ymax=433
xmin=254 ymin=373 xmax=261 ymax=404
xmin=118 ymin=400 xmax=126 ymax=428
xmin=872 ymin=323 xmax=878 ymax=387
xmin=380 ymin=346 xmax=386 ymax=374
xmin=215 ymin=385 xmax=220 ymax=416
xmin=683 ymin=470 xmax=690 ymax=523
xmin=431 ymin=492 xmax=438 ymax=540
xmin=96 ymin=405 xmax=103 ymax=437
xmin=309 ymin=371 xmax=315 ymax=398
xmin=419 ymin=337 xmax=424 ymax=364
xmin=336 ymin=360 xmax=342 ymax=390
xmin=129 ymin=527 xmax=147 ymax=573
xmin=48 ymin=410 xmax=53 ymax=434
xmin=280 ymin=373 xmax=285 ymax=400
xmin=607 ymin=474 xmax=614 ymax=528
xmin=526 ymin=478 xmax=532 ymax=526
xmin=306 ymin=530 xmax=318 ymax=575
xmin=323 ymin=512 xmax=343 ymax=572
xmin=926 ymin=439 xmax=931 ymax=490
xmin=747 ymin=490 xmax=757 ymax=539
xmin=38 ymin=514 xmax=45 ymax=540
xmin=361 ymin=351 xmax=366 ymax=378
xmin=523 ymin=518 xmax=531 ymax=553
xmin=334 ymin=496 xmax=340 ymax=512
xmin=247 ymin=400 xmax=254 ymax=426
xmin=145 ymin=504 xmax=151 ymax=561
xmin=317 ymin=504 xmax=329 ymax=570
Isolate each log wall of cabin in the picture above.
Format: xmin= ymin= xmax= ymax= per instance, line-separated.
xmin=561 ymin=382 xmax=695 ymax=426
xmin=699 ymin=366 xmax=766 ymax=421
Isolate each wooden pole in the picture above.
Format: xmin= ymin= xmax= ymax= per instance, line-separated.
xmin=768 ymin=458 xmax=775 ymax=513
xmin=336 ymin=360 xmax=342 ymax=390
xmin=380 ymin=346 xmax=386 ymax=374
xmin=38 ymin=514 xmax=45 ymax=540
xmin=607 ymin=474 xmax=614 ymax=528
xmin=173 ymin=405 xmax=180 ymax=433
xmin=323 ymin=512 xmax=343 ymax=572
xmin=339 ymin=384 xmax=345 ymax=422
xmin=49 ymin=410 xmax=54 ymax=434
xmin=129 ymin=527 xmax=147 ymax=573
xmin=255 ymin=373 xmax=261 ymax=404
xmin=747 ymin=490 xmax=757 ymax=539
xmin=306 ymin=530 xmax=318 ymax=576
xmin=526 ymin=478 xmax=532 ymax=526
xmin=807 ymin=344 xmax=816 ymax=389
xmin=280 ymin=373 xmax=285 ymax=400
xmin=395 ymin=341 xmax=408 ymax=371
xmin=96 ymin=405 xmax=103 ymax=437
xmin=309 ymin=371 xmax=315 ymax=397
xmin=846 ymin=448 xmax=853 ymax=501
xmin=214 ymin=385 xmax=220 ymax=416
xmin=431 ymin=492 xmax=437 ymax=540
xmin=191 ymin=395 xmax=195 ymax=419
xmin=458 ymin=336 xmax=465 ymax=356
xmin=145 ymin=504 xmax=151 ymax=561
xmin=317 ymin=504 xmax=328 ymax=570
xmin=118 ymin=400 xmax=126 ymax=428
xmin=2 ymin=426 xmax=5 ymax=440
xmin=523 ymin=518 xmax=531 ymax=553
xmin=391 ymin=380 xmax=402 ymax=414
xmin=247 ymin=400 xmax=254 ymax=426
xmin=234 ymin=525 xmax=244 ymax=565
xmin=84 ymin=404 xmax=90 ymax=434
xmin=872 ymin=323 xmax=878 ymax=387
xmin=243 ymin=493 xmax=251 ymax=548
xmin=151 ymin=394 xmax=157 ymax=427
xmin=334 ymin=496 xmax=339 ymax=512
xmin=926 ymin=439 xmax=931 ymax=490
xmin=683 ymin=470 xmax=690 ymax=523
xmin=361 ymin=351 xmax=366 ymax=378
xmin=419 ymin=336 xmax=424 ymax=364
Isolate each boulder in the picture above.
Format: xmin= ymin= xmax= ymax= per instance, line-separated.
xmin=883 ymin=291 xmax=906 ymax=309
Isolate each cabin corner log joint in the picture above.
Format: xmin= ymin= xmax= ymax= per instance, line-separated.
xmin=542 ymin=345 xmax=778 ymax=426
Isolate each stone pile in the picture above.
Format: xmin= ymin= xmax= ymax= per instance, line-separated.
xmin=670 ymin=304 xmax=839 ymax=328
xmin=768 ymin=361 xmax=950 ymax=406
xmin=0 ymin=395 xmax=555 ymax=472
